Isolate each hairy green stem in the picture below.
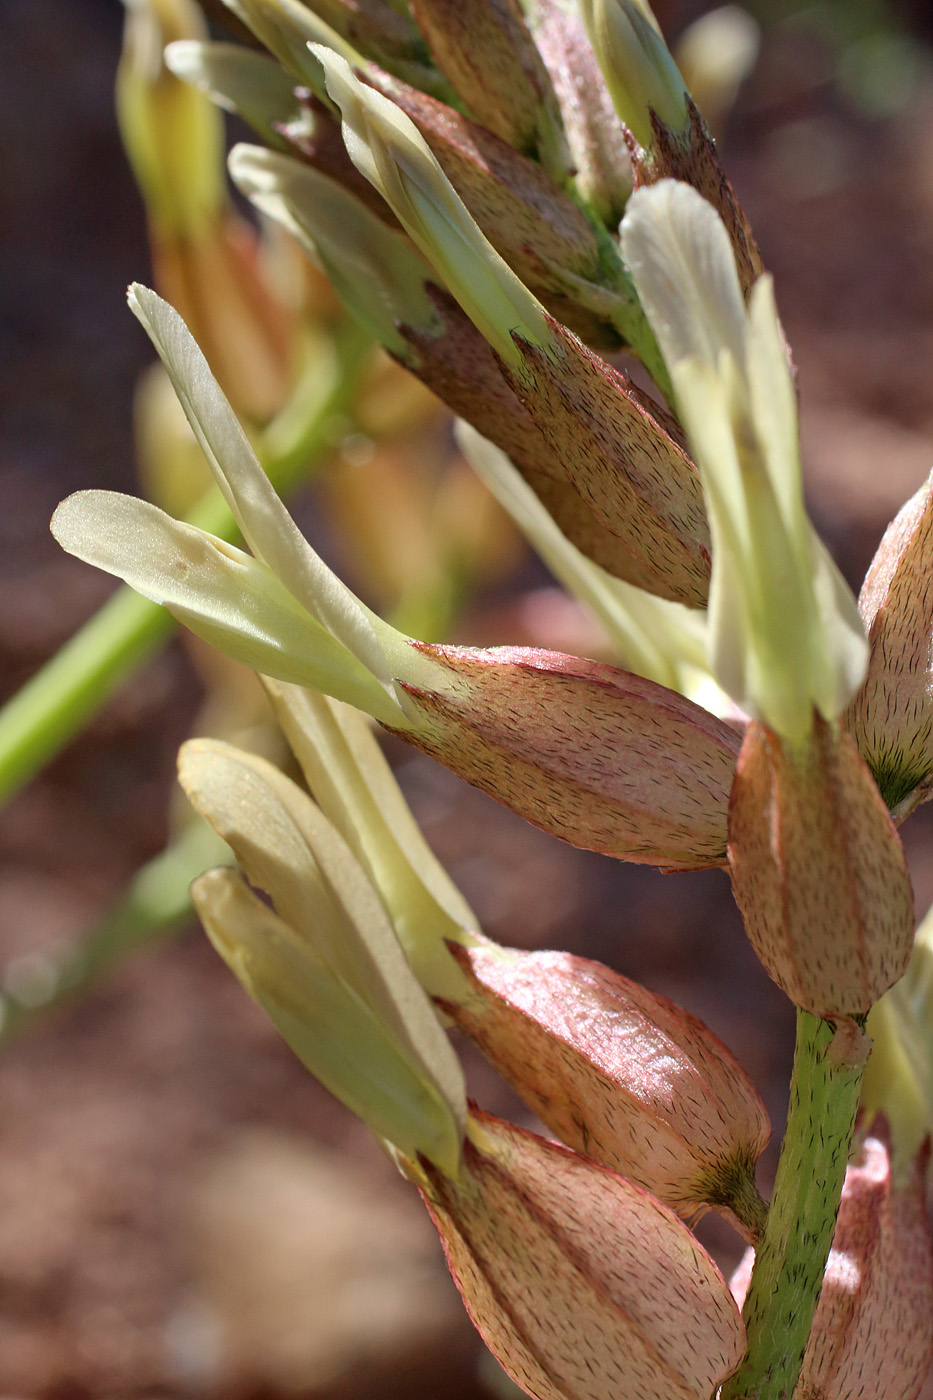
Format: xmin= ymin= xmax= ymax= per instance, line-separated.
xmin=722 ymin=1009 xmax=868 ymax=1400
xmin=0 ymin=321 xmax=371 ymax=807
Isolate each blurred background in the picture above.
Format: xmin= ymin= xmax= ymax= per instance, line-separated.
xmin=2 ymin=0 xmax=933 ymax=1395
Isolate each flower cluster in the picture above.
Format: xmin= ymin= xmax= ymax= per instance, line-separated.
xmin=52 ymin=1 xmax=933 ymax=1397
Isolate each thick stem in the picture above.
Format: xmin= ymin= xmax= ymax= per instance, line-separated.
xmin=722 ymin=1009 xmax=868 ymax=1400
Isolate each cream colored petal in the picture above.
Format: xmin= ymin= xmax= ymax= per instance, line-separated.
xmin=807 ymin=536 xmax=869 ymax=721
xmin=260 ymin=682 xmax=478 ymax=1003
xmin=312 ymin=45 xmax=552 ymax=371
xmin=179 ymin=739 xmax=467 ymax=1141
xmin=744 ymin=275 xmax=805 ymax=531
xmin=455 ymin=421 xmax=712 ymax=692
xmin=221 ymin=0 xmax=335 ymax=90
xmin=165 ymin=40 xmax=302 ymax=144
xmin=127 ymin=283 xmax=398 ymax=692
xmin=50 ymin=491 xmax=401 ymax=721
xmin=229 ymin=143 xmax=444 ymax=356
xmin=621 ymin=180 xmax=746 ymax=370
xmin=193 ymin=867 xmax=464 ymax=1174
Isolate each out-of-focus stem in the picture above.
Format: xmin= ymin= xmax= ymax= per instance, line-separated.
xmin=0 ymin=321 xmax=372 ymax=807
xmin=722 ymin=1009 xmax=868 ymax=1400
xmin=0 ymin=820 xmax=229 ymax=1044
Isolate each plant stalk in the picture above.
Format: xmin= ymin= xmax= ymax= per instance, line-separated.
xmin=722 ymin=1008 xmax=869 ymax=1400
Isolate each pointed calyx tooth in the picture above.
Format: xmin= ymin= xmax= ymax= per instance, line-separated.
xmin=504 ymin=317 xmax=711 ymax=607
xmin=393 ymin=644 xmax=741 ymax=869
xmin=728 ymin=716 xmax=915 ymax=1017
xmin=406 ymin=0 xmax=571 ymax=181
xmin=630 ymin=99 xmax=763 ymax=295
xmin=731 ymin=1126 xmax=933 ymax=1400
xmin=439 ymin=936 xmax=769 ymax=1235
xmin=418 ymin=1110 xmax=747 ymax=1400
xmin=525 ymin=0 xmax=633 ymax=229
xmin=846 ymin=469 xmax=933 ymax=817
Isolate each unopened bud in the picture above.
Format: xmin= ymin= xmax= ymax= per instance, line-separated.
xmin=846 ymin=469 xmax=933 ymax=817
xmin=118 ymin=2 xmax=297 ymax=419
xmin=396 ymin=644 xmax=741 ymax=869
xmin=731 ymin=1126 xmax=933 ymax=1400
xmin=501 ymin=315 xmax=711 ymax=607
xmin=578 ymin=0 xmax=689 ymax=151
xmin=441 ymin=937 xmax=769 ymax=1235
xmin=406 ymin=0 xmax=571 ymax=180
xmin=728 ymin=716 xmax=914 ymax=1017
xmin=526 ymin=0 xmax=633 ymax=227
xmin=420 ymin=1109 xmax=746 ymax=1400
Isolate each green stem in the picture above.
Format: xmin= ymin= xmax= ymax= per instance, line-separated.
xmin=0 ymin=321 xmax=372 ymax=807
xmin=722 ymin=1010 xmax=868 ymax=1400
xmin=0 ymin=821 xmax=229 ymax=1044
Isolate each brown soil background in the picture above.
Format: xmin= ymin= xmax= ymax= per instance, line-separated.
xmin=2 ymin=0 xmax=933 ymax=1395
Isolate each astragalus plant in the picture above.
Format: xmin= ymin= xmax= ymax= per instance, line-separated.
xmin=51 ymin=0 xmax=933 ymax=1397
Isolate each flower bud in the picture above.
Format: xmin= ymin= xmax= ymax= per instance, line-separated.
xmin=396 ymin=644 xmax=741 ymax=869
xmin=441 ymin=936 xmax=769 ymax=1235
xmin=731 ymin=1126 xmax=933 ymax=1400
xmin=117 ymin=0 xmax=224 ymax=240
xmin=419 ymin=1109 xmax=746 ymax=1400
xmin=525 ymin=0 xmax=633 ymax=228
xmin=577 ymin=0 xmax=689 ymax=152
xmin=499 ymin=315 xmax=710 ymax=607
xmin=405 ymin=0 xmax=571 ymax=181
xmin=846 ymin=470 xmax=933 ymax=817
xmin=728 ymin=716 xmax=914 ymax=1017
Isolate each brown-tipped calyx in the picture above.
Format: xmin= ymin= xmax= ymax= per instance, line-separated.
xmin=630 ymin=98 xmax=762 ymax=298
xmin=393 ymin=644 xmax=741 ymax=869
xmin=503 ymin=316 xmax=711 ymax=607
xmin=419 ymin=1109 xmax=747 ymax=1400
xmin=440 ymin=936 xmax=769 ymax=1237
